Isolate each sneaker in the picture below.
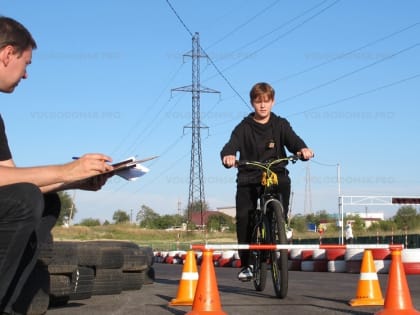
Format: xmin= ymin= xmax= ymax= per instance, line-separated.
xmin=237 ymin=265 xmax=253 ymax=282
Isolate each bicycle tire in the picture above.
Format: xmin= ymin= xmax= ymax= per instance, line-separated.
xmin=267 ymin=200 xmax=288 ymax=298
xmin=251 ymin=215 xmax=268 ymax=292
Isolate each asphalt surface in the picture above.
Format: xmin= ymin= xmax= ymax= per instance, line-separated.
xmin=47 ymin=263 xmax=420 ymax=315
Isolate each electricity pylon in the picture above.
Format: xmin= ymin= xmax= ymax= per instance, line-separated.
xmin=171 ymin=32 xmax=219 ymax=227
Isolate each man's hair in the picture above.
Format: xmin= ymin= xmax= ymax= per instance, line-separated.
xmin=250 ymin=82 xmax=275 ymax=102
xmin=0 ymin=16 xmax=37 ymax=55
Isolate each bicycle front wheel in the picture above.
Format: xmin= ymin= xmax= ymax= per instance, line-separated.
xmin=251 ymin=216 xmax=268 ymax=292
xmin=268 ymin=200 xmax=288 ymax=298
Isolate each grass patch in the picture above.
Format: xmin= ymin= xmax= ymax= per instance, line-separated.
xmin=52 ymin=224 xmax=238 ymax=250
xmin=53 ymin=224 xmax=419 ymax=251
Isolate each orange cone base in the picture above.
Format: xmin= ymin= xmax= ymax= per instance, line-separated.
xmin=187 ymin=310 xmax=228 ymax=315
xmin=375 ymin=249 xmax=420 ymax=315
xmin=375 ymin=309 xmax=420 ymax=315
xmin=186 ymin=250 xmax=228 ymax=315
xmin=170 ymin=297 xmax=194 ymax=306
xmin=349 ymin=297 xmax=384 ymax=307
xmin=169 ymin=250 xmax=199 ymax=306
xmin=349 ymin=250 xmax=384 ymax=307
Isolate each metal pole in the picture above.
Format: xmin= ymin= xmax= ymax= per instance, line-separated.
xmin=337 ymin=163 xmax=344 ymax=244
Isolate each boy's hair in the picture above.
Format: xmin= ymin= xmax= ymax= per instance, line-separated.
xmin=0 ymin=16 xmax=37 ymax=55
xmin=250 ymin=82 xmax=275 ymax=102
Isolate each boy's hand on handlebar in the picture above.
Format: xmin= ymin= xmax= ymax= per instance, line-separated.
xmin=222 ymin=155 xmax=237 ymax=168
xmin=297 ymin=148 xmax=314 ymax=160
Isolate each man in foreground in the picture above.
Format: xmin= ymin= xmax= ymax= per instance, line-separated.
xmin=0 ymin=16 xmax=114 ymax=314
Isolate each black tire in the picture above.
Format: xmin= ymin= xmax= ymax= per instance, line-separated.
xmin=48 ymin=241 xmax=78 ymax=275
xmin=251 ymin=212 xmax=268 ymax=292
xmin=122 ymin=271 xmax=144 ymax=291
xmin=77 ymin=243 xmax=124 ymax=269
xmin=140 ymin=246 xmax=154 ymax=267
xmin=92 ymin=269 xmax=123 ymax=296
xmin=85 ymin=241 xmax=152 ymax=269
xmin=49 ymin=275 xmax=71 ymax=307
xmin=268 ymin=200 xmax=288 ymax=299
xmin=143 ymin=266 xmax=155 ymax=284
xmin=119 ymin=247 xmax=148 ymax=271
xmin=69 ymin=266 xmax=94 ymax=300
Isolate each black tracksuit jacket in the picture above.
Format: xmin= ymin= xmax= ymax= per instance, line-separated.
xmin=220 ymin=112 xmax=308 ymax=186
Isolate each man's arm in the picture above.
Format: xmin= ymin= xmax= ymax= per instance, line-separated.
xmin=0 ymin=153 xmax=113 ymax=190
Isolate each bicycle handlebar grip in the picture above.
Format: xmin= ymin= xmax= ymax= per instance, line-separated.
xmin=235 ymin=160 xmax=247 ymax=167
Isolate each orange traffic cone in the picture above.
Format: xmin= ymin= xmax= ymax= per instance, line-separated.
xmin=170 ymin=250 xmax=199 ymax=306
xmin=349 ymin=249 xmax=384 ymax=306
xmin=375 ymin=249 xmax=420 ymax=315
xmin=186 ymin=250 xmax=227 ymax=315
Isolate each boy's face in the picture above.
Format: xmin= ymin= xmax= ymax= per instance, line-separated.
xmin=251 ymin=94 xmax=274 ymax=122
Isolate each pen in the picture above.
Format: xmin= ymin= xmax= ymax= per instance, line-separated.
xmin=72 ymin=156 xmax=111 ymax=163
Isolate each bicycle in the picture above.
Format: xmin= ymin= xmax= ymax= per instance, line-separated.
xmin=236 ymin=155 xmax=300 ymax=298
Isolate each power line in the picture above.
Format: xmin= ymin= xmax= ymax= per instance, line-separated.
xmin=165 ymin=0 xmax=193 ymax=37
xmin=231 ymin=0 xmax=333 ymax=56
xmin=205 ymin=0 xmax=281 ymax=50
xmin=133 ymin=145 xmax=190 ymax=194
xmin=287 ymin=72 xmax=420 ymax=117
xmin=281 ymin=42 xmax=420 ymax=104
xmin=110 ymin=63 xmax=185 ymax=159
xmin=202 ymin=0 xmax=340 ymax=86
xmin=165 ymin=0 xmax=249 ymax=109
xmin=274 ymin=21 xmax=420 ymax=83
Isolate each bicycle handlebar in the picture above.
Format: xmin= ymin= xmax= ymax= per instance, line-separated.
xmin=236 ymin=155 xmax=301 ymax=169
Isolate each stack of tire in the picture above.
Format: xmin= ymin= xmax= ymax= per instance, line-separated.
xmin=49 ymin=240 xmax=152 ymax=305
xmin=345 ymin=248 xmax=365 ymax=273
xmin=300 ymin=250 xmax=314 ymax=272
xmin=326 ymin=248 xmax=346 ymax=273
xmin=14 ymin=239 xmax=153 ymax=314
xmin=372 ymin=248 xmax=391 ymax=274
xmin=402 ymin=248 xmax=420 ymax=274
xmin=288 ymin=248 xmax=302 ymax=271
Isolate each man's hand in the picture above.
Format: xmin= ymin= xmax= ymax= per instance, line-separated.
xmin=74 ymin=173 xmax=114 ymax=191
xmin=64 ymin=153 xmax=114 ymax=182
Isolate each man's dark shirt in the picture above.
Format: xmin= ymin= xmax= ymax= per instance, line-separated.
xmin=0 ymin=114 xmax=12 ymax=161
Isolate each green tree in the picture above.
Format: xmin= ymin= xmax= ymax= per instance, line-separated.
xmin=79 ymin=218 xmax=101 ymax=226
xmin=113 ymin=209 xmax=130 ymax=224
xmin=56 ymin=191 xmax=76 ymax=226
xmin=137 ymin=205 xmax=160 ymax=228
xmin=152 ymin=214 xmax=181 ymax=229
xmin=318 ymin=210 xmax=330 ymax=221
xmin=290 ymin=214 xmax=307 ymax=233
xmin=393 ymin=206 xmax=418 ymax=230
xmin=206 ymin=213 xmax=235 ymax=232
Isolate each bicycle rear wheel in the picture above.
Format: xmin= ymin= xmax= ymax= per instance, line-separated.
xmin=267 ymin=200 xmax=288 ymax=298
xmin=251 ymin=216 xmax=268 ymax=292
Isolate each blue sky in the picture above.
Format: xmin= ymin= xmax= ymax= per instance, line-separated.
xmin=1 ymin=1 xmax=419 ymax=222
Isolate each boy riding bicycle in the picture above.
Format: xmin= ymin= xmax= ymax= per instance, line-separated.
xmin=221 ymin=82 xmax=314 ymax=281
